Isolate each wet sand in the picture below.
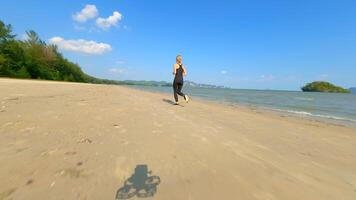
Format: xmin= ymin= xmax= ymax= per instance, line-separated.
xmin=1 ymin=78 xmax=356 ymax=200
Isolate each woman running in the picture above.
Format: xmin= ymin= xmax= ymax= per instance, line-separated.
xmin=173 ymin=55 xmax=190 ymax=105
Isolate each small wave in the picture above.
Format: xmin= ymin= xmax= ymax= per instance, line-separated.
xmin=271 ymin=108 xmax=356 ymax=123
xmin=294 ymin=97 xmax=314 ymax=101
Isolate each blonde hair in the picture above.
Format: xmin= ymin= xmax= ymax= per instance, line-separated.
xmin=176 ymin=55 xmax=182 ymax=63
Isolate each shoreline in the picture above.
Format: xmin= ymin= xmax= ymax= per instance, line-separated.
xmin=1 ymin=77 xmax=354 ymax=127
xmin=124 ymin=84 xmax=356 ymax=128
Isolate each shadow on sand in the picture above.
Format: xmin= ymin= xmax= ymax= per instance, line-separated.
xmin=162 ymin=98 xmax=184 ymax=107
xmin=115 ymin=165 xmax=161 ymax=199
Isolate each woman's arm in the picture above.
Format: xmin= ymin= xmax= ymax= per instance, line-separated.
xmin=182 ymin=65 xmax=187 ymax=76
xmin=173 ymin=64 xmax=177 ymax=75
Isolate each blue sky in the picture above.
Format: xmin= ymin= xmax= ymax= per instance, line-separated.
xmin=1 ymin=0 xmax=355 ymax=90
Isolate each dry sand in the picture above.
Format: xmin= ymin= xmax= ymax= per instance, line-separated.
xmin=0 ymin=78 xmax=356 ymax=200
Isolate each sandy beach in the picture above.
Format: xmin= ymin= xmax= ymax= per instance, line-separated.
xmin=0 ymin=78 xmax=356 ymax=200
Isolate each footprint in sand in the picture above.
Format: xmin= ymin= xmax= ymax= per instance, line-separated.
xmin=76 ymin=102 xmax=88 ymax=106
xmin=152 ymin=130 xmax=162 ymax=134
xmin=114 ymin=157 xmax=131 ymax=181
xmin=26 ymin=179 xmax=34 ymax=185
xmin=58 ymin=168 xmax=88 ymax=179
xmin=113 ymin=124 xmax=127 ymax=133
xmin=192 ymin=134 xmax=210 ymax=144
xmin=4 ymin=97 xmax=19 ymax=101
xmin=113 ymin=124 xmax=121 ymax=129
xmin=1 ymin=122 xmax=14 ymax=128
xmin=0 ymin=188 xmax=16 ymax=199
xmin=205 ymin=126 xmax=219 ymax=134
xmin=153 ymin=122 xmax=163 ymax=127
xmin=20 ymin=127 xmax=36 ymax=133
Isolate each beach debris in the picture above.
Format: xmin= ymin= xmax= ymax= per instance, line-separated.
xmin=153 ymin=122 xmax=163 ymax=127
xmin=40 ymin=149 xmax=58 ymax=157
xmin=50 ymin=181 xmax=56 ymax=188
xmin=40 ymin=152 xmax=47 ymax=157
xmin=26 ymin=179 xmax=34 ymax=185
xmin=113 ymin=124 xmax=121 ymax=128
xmin=4 ymin=97 xmax=19 ymax=101
xmin=64 ymin=151 xmax=77 ymax=155
xmin=77 ymin=161 xmax=83 ymax=166
xmin=21 ymin=127 xmax=36 ymax=133
xmin=16 ymin=147 xmax=28 ymax=153
xmin=0 ymin=188 xmax=16 ymax=199
xmin=58 ymin=168 xmax=87 ymax=179
xmin=1 ymin=122 xmax=14 ymax=128
xmin=77 ymin=138 xmax=92 ymax=144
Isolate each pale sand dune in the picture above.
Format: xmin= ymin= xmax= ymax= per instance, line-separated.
xmin=0 ymin=78 xmax=356 ymax=200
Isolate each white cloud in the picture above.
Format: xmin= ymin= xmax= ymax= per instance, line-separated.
xmin=109 ymin=68 xmax=126 ymax=74
xmin=258 ymin=75 xmax=275 ymax=82
xmin=285 ymin=75 xmax=297 ymax=81
xmin=49 ymin=37 xmax=112 ymax=55
xmin=318 ymin=74 xmax=329 ymax=80
xmin=220 ymin=70 xmax=228 ymax=75
xmin=240 ymin=77 xmax=250 ymax=81
xmin=96 ymin=11 xmax=123 ymax=30
xmin=116 ymin=60 xmax=125 ymax=64
xmin=74 ymin=25 xmax=86 ymax=31
xmin=73 ymin=4 xmax=98 ymax=23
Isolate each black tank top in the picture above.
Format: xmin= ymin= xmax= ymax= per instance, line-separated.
xmin=174 ymin=64 xmax=184 ymax=83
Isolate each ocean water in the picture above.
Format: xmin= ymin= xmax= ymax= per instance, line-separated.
xmin=127 ymin=85 xmax=356 ymax=126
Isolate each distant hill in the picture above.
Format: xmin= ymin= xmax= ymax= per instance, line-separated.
xmin=185 ymin=81 xmax=227 ymax=89
xmin=349 ymin=87 xmax=356 ymax=94
xmin=302 ymin=81 xmax=350 ymax=93
xmin=117 ymin=80 xmax=171 ymax=87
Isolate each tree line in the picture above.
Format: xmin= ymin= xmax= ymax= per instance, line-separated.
xmin=0 ymin=20 xmax=121 ymax=84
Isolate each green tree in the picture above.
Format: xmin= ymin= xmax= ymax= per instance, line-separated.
xmin=0 ymin=21 xmax=15 ymax=42
xmin=0 ymin=19 xmax=122 ymax=84
xmin=0 ymin=21 xmax=28 ymax=77
xmin=302 ymin=81 xmax=350 ymax=93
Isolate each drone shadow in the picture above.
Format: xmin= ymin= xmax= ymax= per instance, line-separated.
xmin=115 ymin=165 xmax=161 ymax=199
